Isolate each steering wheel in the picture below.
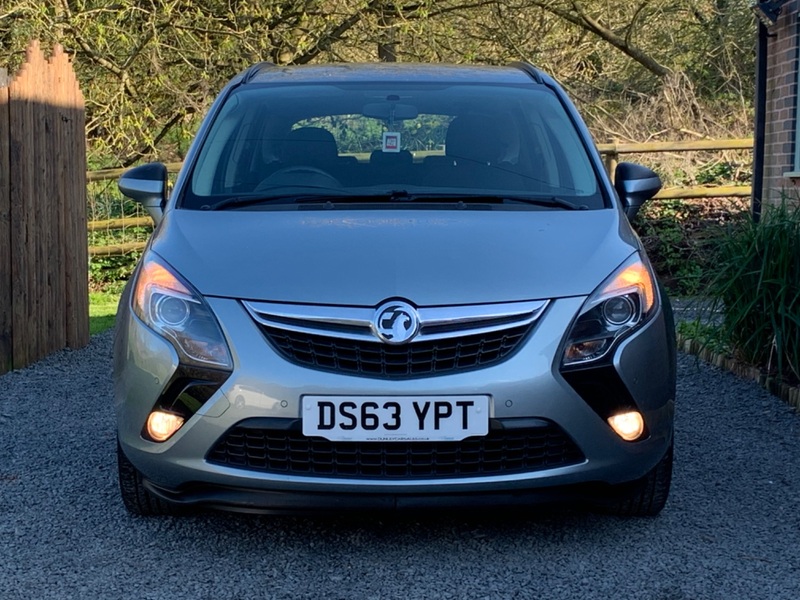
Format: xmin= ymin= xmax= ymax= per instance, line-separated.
xmin=255 ymin=165 xmax=341 ymax=191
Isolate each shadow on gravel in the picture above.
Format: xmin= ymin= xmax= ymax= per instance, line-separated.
xmin=123 ymin=503 xmax=644 ymax=549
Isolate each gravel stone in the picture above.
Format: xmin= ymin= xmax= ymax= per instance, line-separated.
xmin=2 ymin=330 xmax=800 ymax=599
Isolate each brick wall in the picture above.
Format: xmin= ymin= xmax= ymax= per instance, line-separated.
xmin=763 ymin=1 xmax=800 ymax=205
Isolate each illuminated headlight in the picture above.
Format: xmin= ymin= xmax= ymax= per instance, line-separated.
xmin=562 ymin=253 xmax=657 ymax=367
xmin=132 ymin=251 xmax=232 ymax=369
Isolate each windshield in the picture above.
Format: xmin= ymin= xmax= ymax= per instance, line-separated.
xmin=183 ymin=82 xmax=606 ymax=210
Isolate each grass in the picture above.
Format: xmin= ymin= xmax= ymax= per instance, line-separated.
xmin=676 ymin=320 xmax=730 ymax=355
xmin=90 ymin=290 xmax=121 ymax=335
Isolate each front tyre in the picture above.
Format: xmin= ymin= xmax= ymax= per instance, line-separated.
xmin=117 ymin=442 xmax=180 ymax=516
xmin=600 ymin=443 xmax=673 ymax=517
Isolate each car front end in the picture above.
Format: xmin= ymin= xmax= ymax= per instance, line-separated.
xmin=114 ymin=63 xmax=675 ymax=516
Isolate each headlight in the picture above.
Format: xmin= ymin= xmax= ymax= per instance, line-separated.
xmin=132 ymin=251 xmax=233 ymax=369
xmin=562 ymin=253 xmax=657 ymax=367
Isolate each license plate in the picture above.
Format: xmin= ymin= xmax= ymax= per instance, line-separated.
xmin=302 ymin=395 xmax=490 ymax=442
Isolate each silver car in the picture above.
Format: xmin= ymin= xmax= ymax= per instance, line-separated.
xmin=115 ymin=63 xmax=675 ymax=517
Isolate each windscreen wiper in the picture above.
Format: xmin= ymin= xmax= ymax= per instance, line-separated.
xmin=203 ymin=190 xmax=589 ymax=211
xmin=501 ymin=196 xmax=589 ymax=210
xmin=201 ymin=188 xmax=349 ymax=211
xmin=291 ymin=192 xmax=589 ymax=209
xmin=293 ymin=190 xmax=416 ymax=203
xmin=343 ymin=192 xmax=589 ymax=210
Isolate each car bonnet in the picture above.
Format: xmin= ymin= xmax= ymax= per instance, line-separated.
xmin=149 ymin=207 xmax=638 ymax=306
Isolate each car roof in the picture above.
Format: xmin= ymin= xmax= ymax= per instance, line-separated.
xmin=245 ymin=62 xmax=541 ymax=85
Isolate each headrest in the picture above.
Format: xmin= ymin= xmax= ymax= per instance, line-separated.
xmin=283 ymin=127 xmax=338 ymax=163
xmin=445 ymin=115 xmax=503 ymax=165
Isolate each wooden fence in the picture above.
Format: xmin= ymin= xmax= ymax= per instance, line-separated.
xmin=86 ymin=137 xmax=754 ymax=257
xmin=599 ymin=138 xmax=753 ymax=197
xmin=0 ymin=41 xmax=89 ymax=374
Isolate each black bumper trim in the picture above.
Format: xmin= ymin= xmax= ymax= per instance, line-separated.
xmin=142 ymin=479 xmax=606 ymax=514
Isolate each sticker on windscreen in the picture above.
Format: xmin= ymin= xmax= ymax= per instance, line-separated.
xmin=382 ymin=132 xmax=401 ymax=153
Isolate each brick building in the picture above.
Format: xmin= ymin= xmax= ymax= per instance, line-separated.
xmin=759 ymin=0 xmax=800 ymax=207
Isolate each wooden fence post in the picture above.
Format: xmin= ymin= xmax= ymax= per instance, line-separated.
xmin=604 ymin=138 xmax=619 ymax=183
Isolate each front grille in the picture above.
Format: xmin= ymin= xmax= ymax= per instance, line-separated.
xmin=260 ymin=324 xmax=531 ymax=378
xmin=207 ymin=420 xmax=584 ymax=479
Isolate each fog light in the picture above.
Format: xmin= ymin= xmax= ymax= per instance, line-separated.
xmin=607 ymin=411 xmax=645 ymax=441
xmin=146 ymin=411 xmax=185 ymax=442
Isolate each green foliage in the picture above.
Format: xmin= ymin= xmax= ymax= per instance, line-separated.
xmin=89 ymin=253 xmax=140 ymax=293
xmin=695 ymin=162 xmax=735 ymax=185
xmin=676 ymin=320 xmax=729 ymax=355
xmin=634 ymin=200 xmax=712 ymax=295
xmin=297 ymin=116 xmax=385 ymax=154
xmin=633 ymin=197 xmax=750 ymax=296
xmin=706 ymin=201 xmax=800 ymax=383
xmin=87 ymin=182 xmax=149 ymax=292
xmin=298 ymin=113 xmax=451 ymax=154
xmin=87 ymin=180 xmax=143 ymax=220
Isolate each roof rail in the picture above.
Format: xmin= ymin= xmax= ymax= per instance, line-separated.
xmin=508 ymin=61 xmax=543 ymax=84
xmin=243 ymin=62 xmax=276 ymax=83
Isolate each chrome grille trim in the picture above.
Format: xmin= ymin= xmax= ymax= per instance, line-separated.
xmin=242 ymin=299 xmax=549 ymax=343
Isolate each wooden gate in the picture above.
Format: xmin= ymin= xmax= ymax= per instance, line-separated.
xmin=0 ymin=41 xmax=89 ymax=374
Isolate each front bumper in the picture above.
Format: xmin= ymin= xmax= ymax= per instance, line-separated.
xmin=115 ymin=294 xmax=675 ymax=511
xmin=142 ymin=477 xmax=636 ymax=514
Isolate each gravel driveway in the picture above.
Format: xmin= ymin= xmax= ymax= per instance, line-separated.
xmin=2 ymin=330 xmax=800 ymax=600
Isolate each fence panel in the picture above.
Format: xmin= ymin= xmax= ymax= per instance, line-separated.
xmin=60 ymin=47 xmax=90 ymax=350
xmin=0 ymin=41 xmax=88 ymax=374
xmin=0 ymin=70 xmax=10 ymax=372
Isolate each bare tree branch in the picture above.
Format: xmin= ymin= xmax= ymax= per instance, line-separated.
xmin=531 ymin=0 xmax=671 ymax=78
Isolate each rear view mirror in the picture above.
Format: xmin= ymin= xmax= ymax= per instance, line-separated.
xmin=118 ymin=162 xmax=168 ymax=225
xmin=614 ymin=162 xmax=662 ymax=220
xmin=362 ymin=102 xmax=419 ymax=121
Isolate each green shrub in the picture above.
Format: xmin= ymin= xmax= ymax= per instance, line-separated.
xmin=676 ymin=320 xmax=729 ymax=355
xmin=634 ymin=200 xmax=700 ymax=294
xmin=707 ymin=200 xmax=800 ymax=383
xmin=695 ymin=162 xmax=735 ymax=185
xmin=633 ymin=198 xmax=748 ymax=295
xmin=89 ymin=253 xmax=140 ymax=293
xmin=87 ymin=180 xmax=150 ymax=293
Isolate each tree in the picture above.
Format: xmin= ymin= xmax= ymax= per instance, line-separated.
xmin=0 ymin=0 xmax=755 ymax=166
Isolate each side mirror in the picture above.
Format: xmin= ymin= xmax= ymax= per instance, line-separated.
xmin=614 ymin=162 xmax=662 ymax=220
xmin=118 ymin=162 xmax=168 ymax=224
